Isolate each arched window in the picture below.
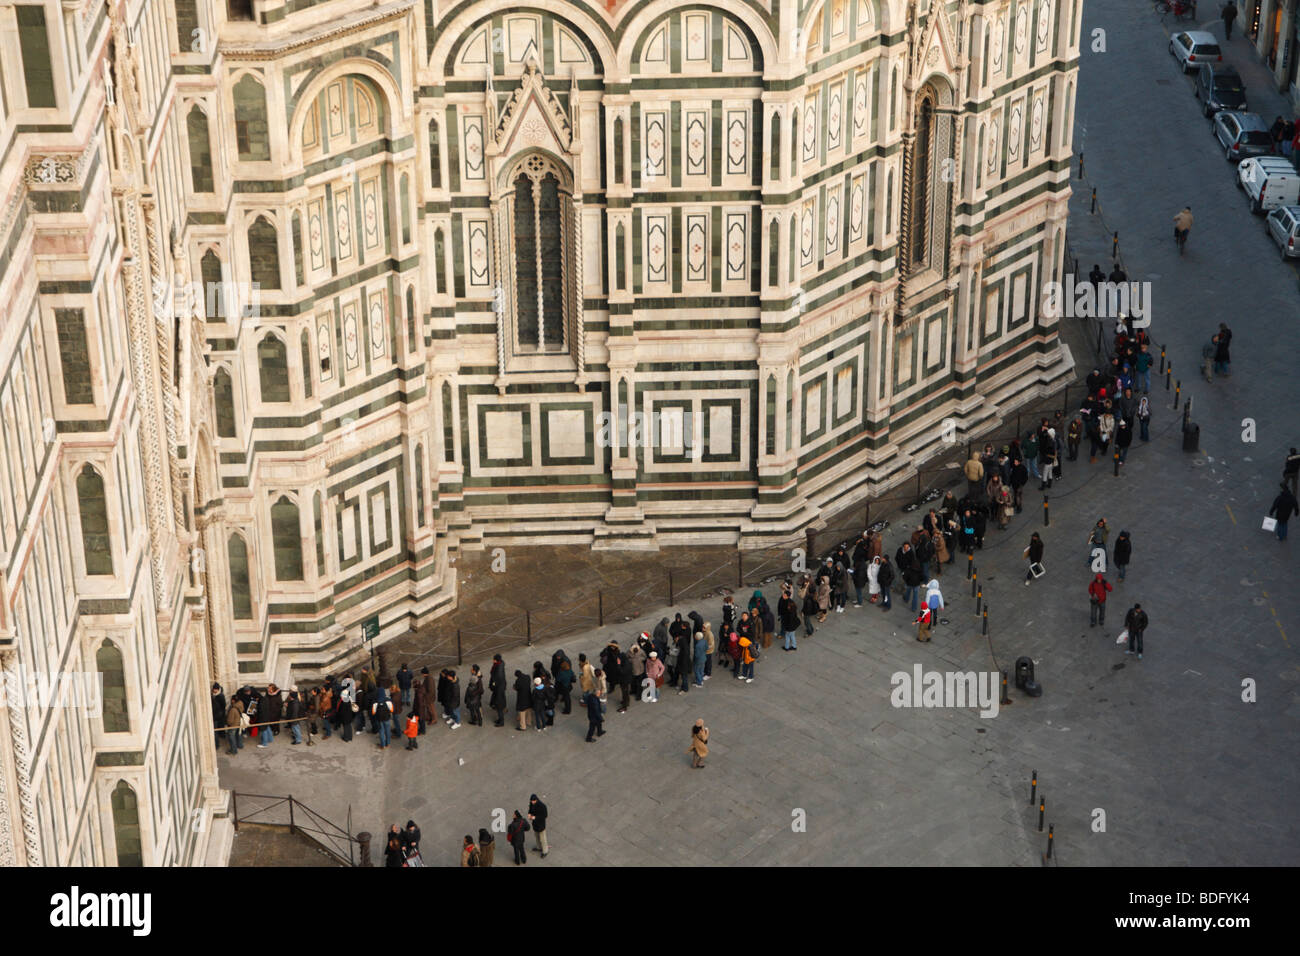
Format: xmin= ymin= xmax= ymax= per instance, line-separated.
xmin=765 ymin=375 xmax=777 ymax=455
xmin=271 ymin=495 xmax=303 ymax=581
xmin=788 ymin=213 xmax=797 ymax=284
xmin=789 ymin=109 xmax=799 ymax=177
xmin=300 ymin=330 xmax=313 ymax=399
xmin=400 ymin=173 xmax=411 ymax=245
xmin=434 ymin=229 xmax=447 ymax=295
xmin=312 ymin=491 xmax=325 ymax=573
xmin=214 ymin=367 xmax=236 ymax=437
xmin=889 ymin=66 xmax=899 ymax=132
xmin=110 ymin=781 xmax=143 ymax=867
xmin=414 ymin=445 xmax=426 ymax=528
xmin=785 ymin=369 xmax=795 ymax=451
xmin=885 ymin=169 xmax=894 ymax=233
xmin=613 ymin=117 xmax=624 ymax=185
xmin=615 ymin=222 xmax=626 ymax=291
xmin=232 ymin=74 xmax=269 ymax=160
xmin=187 ymin=106 xmax=213 ymax=192
xmin=617 ymin=378 xmax=629 ymax=450
xmin=227 ymin=533 xmax=252 ymax=619
xmin=257 ymin=334 xmax=289 ymax=403
xmin=768 ymin=219 xmax=780 ymax=288
xmin=76 ymin=464 xmax=113 ymax=575
xmin=291 ymin=211 xmax=304 ymax=286
xmin=976 ymin=124 xmax=986 ymax=190
xmin=97 ymin=641 xmax=129 ymax=732
xmin=406 ymin=287 xmax=417 ymax=353
xmin=429 ymin=118 xmax=442 ymax=189
xmin=441 ymin=382 xmax=456 ymax=462
xmin=175 ymin=0 xmax=199 ymax=48
xmin=248 ymin=216 xmax=281 ymax=291
xmin=770 ymin=119 xmax=781 ymax=183
xmin=506 ymin=156 xmax=571 ymax=350
xmin=201 ymin=251 xmax=223 ymax=320
xmin=910 ymin=92 xmax=935 ymax=266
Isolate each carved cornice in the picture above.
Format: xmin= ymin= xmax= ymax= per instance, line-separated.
xmin=218 ymin=1 xmax=413 ymax=61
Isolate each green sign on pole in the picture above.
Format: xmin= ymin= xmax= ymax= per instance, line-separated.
xmin=362 ymin=615 xmax=380 ymax=641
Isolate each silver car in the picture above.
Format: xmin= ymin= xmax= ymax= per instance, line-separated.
xmin=1213 ymin=111 xmax=1274 ymax=162
xmin=1265 ymin=205 xmax=1300 ymax=258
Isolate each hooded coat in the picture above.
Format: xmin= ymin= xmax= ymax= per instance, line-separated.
xmin=867 ymin=556 xmax=882 ymax=596
xmin=924 ymin=579 xmax=945 ymax=610
xmin=513 ymin=671 xmax=533 ymax=711
xmin=652 ymin=618 xmax=671 ymax=658
xmin=489 ymin=660 xmax=508 ymax=711
xmin=816 ymin=576 xmax=831 ymax=611
xmin=1113 ymin=532 xmax=1132 ymax=567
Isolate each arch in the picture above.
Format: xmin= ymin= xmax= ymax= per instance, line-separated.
xmin=247 ymin=215 xmax=281 ymax=291
xmin=232 ymin=74 xmax=270 ymax=161
xmin=187 ymin=105 xmax=214 ymax=192
xmin=433 ymin=4 xmax=615 ymax=80
xmin=227 ymin=533 xmax=253 ymax=619
xmin=76 ymin=464 xmax=113 ymax=575
xmin=257 ymin=333 xmax=290 ymax=403
xmin=287 ymin=60 xmax=404 ymax=168
xmin=110 ymin=781 xmax=143 ymax=867
xmin=300 ymin=329 xmax=313 ymax=399
xmin=797 ymin=0 xmax=896 ymax=61
xmin=96 ymin=640 xmax=129 ymax=732
xmin=270 ymin=495 xmax=303 ymax=581
xmin=213 ymin=366 xmax=236 ymax=438
xmin=617 ymin=1 xmax=776 ymax=75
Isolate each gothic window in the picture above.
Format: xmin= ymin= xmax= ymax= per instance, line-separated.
xmin=910 ymin=92 xmax=935 ymax=266
xmin=76 ymin=464 xmax=112 ymax=575
xmin=271 ymin=495 xmax=303 ymax=581
xmin=615 ymin=222 xmax=626 ymax=291
xmin=613 ymin=117 xmax=624 ymax=185
xmin=201 ymin=251 xmax=223 ymax=320
xmin=248 ymin=216 xmax=281 ymax=291
xmin=907 ymin=83 xmax=953 ymax=275
xmin=434 ymin=229 xmax=447 ymax=295
xmin=768 ymin=220 xmax=780 ymax=288
xmin=789 ymin=109 xmax=799 ymax=178
xmin=400 ymin=174 xmax=411 ymax=245
xmin=97 ymin=641 xmax=129 ymax=732
xmin=441 ymin=382 xmax=455 ymax=462
xmin=414 ymin=445 xmax=426 ymax=528
xmin=786 ymin=370 xmax=795 ymax=452
xmin=214 ymin=366 xmax=236 ymax=437
xmin=227 ymin=533 xmax=252 ymax=619
xmin=291 ymin=212 xmax=304 ymax=286
xmin=300 ymin=330 xmax=313 ymax=399
xmin=429 ymin=118 xmax=442 ymax=188
xmin=889 ymin=66 xmax=899 ymax=132
xmin=788 ymin=213 xmax=797 ymax=284
xmin=232 ymin=75 xmax=269 ymax=160
xmin=502 ymin=154 xmax=573 ymax=353
xmin=770 ymin=119 xmax=781 ymax=183
xmin=406 ymin=287 xmax=417 ymax=353
xmin=765 ymin=375 xmax=777 ymax=455
xmin=175 ymin=0 xmax=199 ymax=49
xmin=110 ymin=781 xmax=143 ymax=867
xmin=313 ymin=491 xmax=325 ymax=573
xmin=257 ymin=334 xmax=289 ymax=403
xmin=187 ymin=106 xmax=214 ymax=193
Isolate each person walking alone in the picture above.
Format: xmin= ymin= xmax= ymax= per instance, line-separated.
xmin=1088 ymin=573 xmax=1113 ymax=628
xmin=1124 ymin=604 xmax=1149 ymax=660
xmin=1113 ymin=531 xmax=1132 ymax=581
xmin=1024 ymin=532 xmax=1044 ymax=585
xmin=687 ymin=719 xmax=710 ymax=769
xmin=582 ymin=688 xmax=605 ymax=742
xmin=1284 ymin=447 xmax=1300 ymax=497
xmin=1222 ymin=0 xmax=1237 ymax=39
xmin=1269 ymin=482 xmax=1299 ymax=541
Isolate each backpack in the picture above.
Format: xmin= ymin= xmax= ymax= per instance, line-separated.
xmin=375 ymin=699 xmax=391 ymax=720
xmin=466 ymin=846 xmax=481 ymax=867
xmin=748 ymin=640 xmax=761 ymax=660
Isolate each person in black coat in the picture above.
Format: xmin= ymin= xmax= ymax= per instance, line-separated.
xmin=601 ymin=643 xmax=631 ymax=713
xmin=284 ymin=690 xmax=304 ymax=744
xmin=489 ymin=655 xmax=508 ymax=726
xmin=1024 ymin=533 xmax=1045 ymax=584
xmin=444 ymin=671 xmax=462 ymax=728
xmin=876 ymin=555 xmax=894 ymax=612
xmin=385 ymin=830 xmax=405 ymax=868
xmin=1269 ymin=484 xmax=1299 ymax=541
xmin=1008 ymin=457 xmax=1029 ymax=513
xmin=800 ymin=583 xmax=818 ymax=637
xmin=1113 ymin=531 xmax=1132 ymax=581
xmin=895 ymin=544 xmax=923 ymax=612
xmin=464 ymin=665 xmax=484 ymax=726
xmin=211 ymin=683 xmax=226 ymax=748
xmin=674 ymin=629 xmax=693 ymax=694
xmin=513 ymin=670 xmax=533 ymax=730
xmin=553 ymin=655 xmax=575 ymax=715
xmin=582 ymin=689 xmax=605 ymax=742
xmin=530 ymin=677 xmax=549 ymax=731
xmin=527 ymin=794 xmax=549 ymax=857
xmin=436 ymin=669 xmax=452 ymax=723
xmin=396 ymin=664 xmax=414 ymax=708
xmin=507 ymin=811 xmax=531 ymax=864
xmin=549 ymin=649 xmax=571 ymax=680
xmin=400 ymin=820 xmax=421 ymax=855
xmin=972 ymin=504 xmax=988 ymax=549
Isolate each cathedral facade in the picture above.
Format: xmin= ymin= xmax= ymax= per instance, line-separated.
xmin=0 ymin=0 xmax=1075 ymax=864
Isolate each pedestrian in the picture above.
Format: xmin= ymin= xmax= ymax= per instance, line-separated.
xmin=477 ymin=828 xmax=495 ymax=867
xmin=729 ymin=623 xmax=745 ymax=677
xmin=581 ymin=688 xmax=605 ymax=741
xmin=1222 ymin=0 xmax=1237 ymax=38
xmin=385 ymin=830 xmax=405 ymax=868
xmin=993 ymin=482 xmax=1013 ymax=530
xmin=1115 ymin=419 xmax=1132 ymax=464
xmin=1088 ymin=572 xmax=1113 ymax=628
xmin=646 ymin=651 xmax=664 ymax=702
xmin=1124 ymin=604 xmax=1149 ymax=659
xmin=958 ymin=509 xmax=976 ymax=555
xmin=692 ymin=630 xmax=707 ymax=685
xmin=317 ymin=683 xmax=332 ymax=739
xmin=445 ymin=670 xmax=462 ymax=729
xmin=530 ymin=677 xmax=548 ymax=732
xmin=578 ymin=651 xmax=596 ymax=697
xmin=924 ymin=578 xmax=944 ymax=623
xmin=1009 ymin=456 xmax=1028 ymax=511
xmin=1113 ymin=530 xmax=1132 ymax=580
xmin=1024 ymin=532 xmax=1044 ymax=585
xmin=305 ymin=688 xmax=321 ymax=742
xmin=674 ymin=629 xmax=693 ymax=695
xmin=1135 ymin=343 xmax=1153 ymax=394
xmin=852 ymin=552 xmax=870 ymax=605
xmin=778 ymin=585 xmax=800 ymax=651
xmin=1137 ymin=394 xmax=1151 ymax=442
xmin=964 ymin=451 xmax=985 ymax=500
xmin=489 ymin=654 xmax=508 ymax=727
xmin=915 ymin=602 xmax=933 ymax=643
xmin=719 ymin=596 xmax=737 ymax=648
xmin=687 ymin=719 xmax=710 ymax=769
xmin=816 ymin=574 xmax=831 ymax=622
xmin=371 ymin=689 xmax=392 ymax=748
xmin=553 ymin=655 xmax=574 ymax=715
xmin=1089 ymin=262 xmax=1105 ymax=289
xmin=464 ymin=665 xmax=484 ymax=726
xmin=801 ymin=579 xmax=818 ymax=635
xmin=1023 ymin=430 xmax=1040 ymax=482
xmin=388 ymin=682 xmax=403 ymax=739
xmin=396 ymin=663 xmax=413 ymax=708
xmin=224 ymin=696 xmax=245 ymax=755
xmin=401 ymin=820 xmax=421 ymax=857
xmin=876 ymin=555 xmax=894 ymax=611
xmin=1108 ymin=262 xmax=1126 ymax=284
xmin=896 ymin=542 xmax=923 ymax=611
xmin=702 ymin=622 xmax=716 ymax=679
xmin=1087 ymin=518 xmax=1109 ymax=567
xmin=461 ymin=835 xmax=481 ymax=867
xmin=594 ymin=667 xmax=607 ymax=702
xmin=1284 ymin=448 xmax=1300 ymax=497
xmin=1269 ymin=482 xmax=1299 ymax=541
xmin=867 ymin=555 xmax=882 ymax=604
xmin=514 ymin=670 xmax=532 ymax=730
xmin=528 ymin=794 xmax=549 ymax=858
xmin=436 ymin=669 xmax=452 ymax=725
xmin=211 ymin=683 xmax=226 ymax=750
xmin=739 ymin=632 xmax=758 ymax=683
xmin=404 ymin=712 xmax=419 ymax=749
xmin=418 ymin=667 xmax=435 ymax=732
xmin=1202 ymin=335 xmax=1216 ymax=383
xmin=1214 ymin=325 xmax=1231 ymax=376
xmin=507 ymin=811 xmax=531 ymax=864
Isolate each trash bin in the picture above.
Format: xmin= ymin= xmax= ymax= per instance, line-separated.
xmin=1182 ymin=422 xmax=1200 ymax=452
xmin=1014 ymin=656 xmax=1035 ymax=689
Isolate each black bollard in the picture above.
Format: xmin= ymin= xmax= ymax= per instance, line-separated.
xmin=1112 ymin=232 xmax=1119 ymax=259
xmin=1043 ymin=496 xmax=1050 ymax=527
xmin=982 ymin=605 xmax=989 ymax=635
xmin=1113 ymin=450 xmax=1120 ymax=477
xmin=1090 ymin=188 xmax=1096 ymax=213
xmin=1045 ymin=825 xmax=1054 ymax=861
xmin=1166 ymin=364 xmax=1172 ymax=390
xmin=1174 ymin=381 xmax=1181 ymax=409
xmin=1078 ymin=152 xmax=1085 ymax=178
xmin=967 ymin=552 xmax=973 ymax=579
xmin=1159 ymin=346 xmax=1166 ymax=375
xmin=1031 ymin=770 xmax=1038 ymax=805
xmin=975 ymin=586 xmax=982 ymax=616
xmin=971 ymin=569 xmax=978 ymax=598
xmin=1038 ymin=797 xmax=1045 ymax=832
xmin=1001 ymin=670 xmax=1011 ymax=705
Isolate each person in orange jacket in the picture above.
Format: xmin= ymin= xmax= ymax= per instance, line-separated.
xmin=1088 ymin=572 xmax=1113 ymax=628
xmin=404 ymin=713 xmax=419 ymax=750
xmin=738 ymin=635 xmax=758 ymax=683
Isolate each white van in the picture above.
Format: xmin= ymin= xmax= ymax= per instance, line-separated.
xmin=1236 ymin=156 xmax=1300 ymax=214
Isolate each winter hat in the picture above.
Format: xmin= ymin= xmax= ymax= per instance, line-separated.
xmin=533 ymin=677 xmax=543 ymax=686
xmin=640 ymin=632 xmax=650 ymax=640
xmin=530 ymin=794 xmax=538 ymax=802
xmin=649 ymin=651 xmax=658 ymax=658
xmin=1047 ymin=428 xmax=1056 ymax=439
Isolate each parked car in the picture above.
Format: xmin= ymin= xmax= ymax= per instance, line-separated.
xmin=1170 ymin=31 xmax=1222 ymax=73
xmin=1214 ymin=111 xmax=1274 ymax=161
xmin=1194 ymin=63 xmax=1246 ymax=117
xmin=1265 ymin=205 xmax=1300 ymax=258
xmin=1236 ymin=156 xmax=1299 ymax=214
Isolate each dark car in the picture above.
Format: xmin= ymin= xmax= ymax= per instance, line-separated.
xmin=1213 ymin=111 xmax=1274 ymax=162
xmin=1195 ymin=63 xmax=1246 ymax=117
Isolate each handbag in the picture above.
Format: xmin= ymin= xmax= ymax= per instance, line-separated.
xmin=1262 ymin=516 xmax=1278 ymax=532
xmin=1116 ymin=628 xmax=1129 ymax=645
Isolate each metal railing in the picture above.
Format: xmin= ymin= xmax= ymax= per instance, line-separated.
xmin=231 ymin=792 xmax=357 ymax=866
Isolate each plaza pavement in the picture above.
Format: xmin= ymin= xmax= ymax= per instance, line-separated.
xmin=216 ymin=0 xmax=1300 ymax=867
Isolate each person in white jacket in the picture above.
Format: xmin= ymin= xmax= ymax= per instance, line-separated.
xmin=924 ymin=579 xmax=944 ymax=625
xmin=867 ymin=556 xmax=882 ymax=603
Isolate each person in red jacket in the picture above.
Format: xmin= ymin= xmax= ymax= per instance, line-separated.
xmin=1088 ymin=572 xmax=1113 ymax=628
